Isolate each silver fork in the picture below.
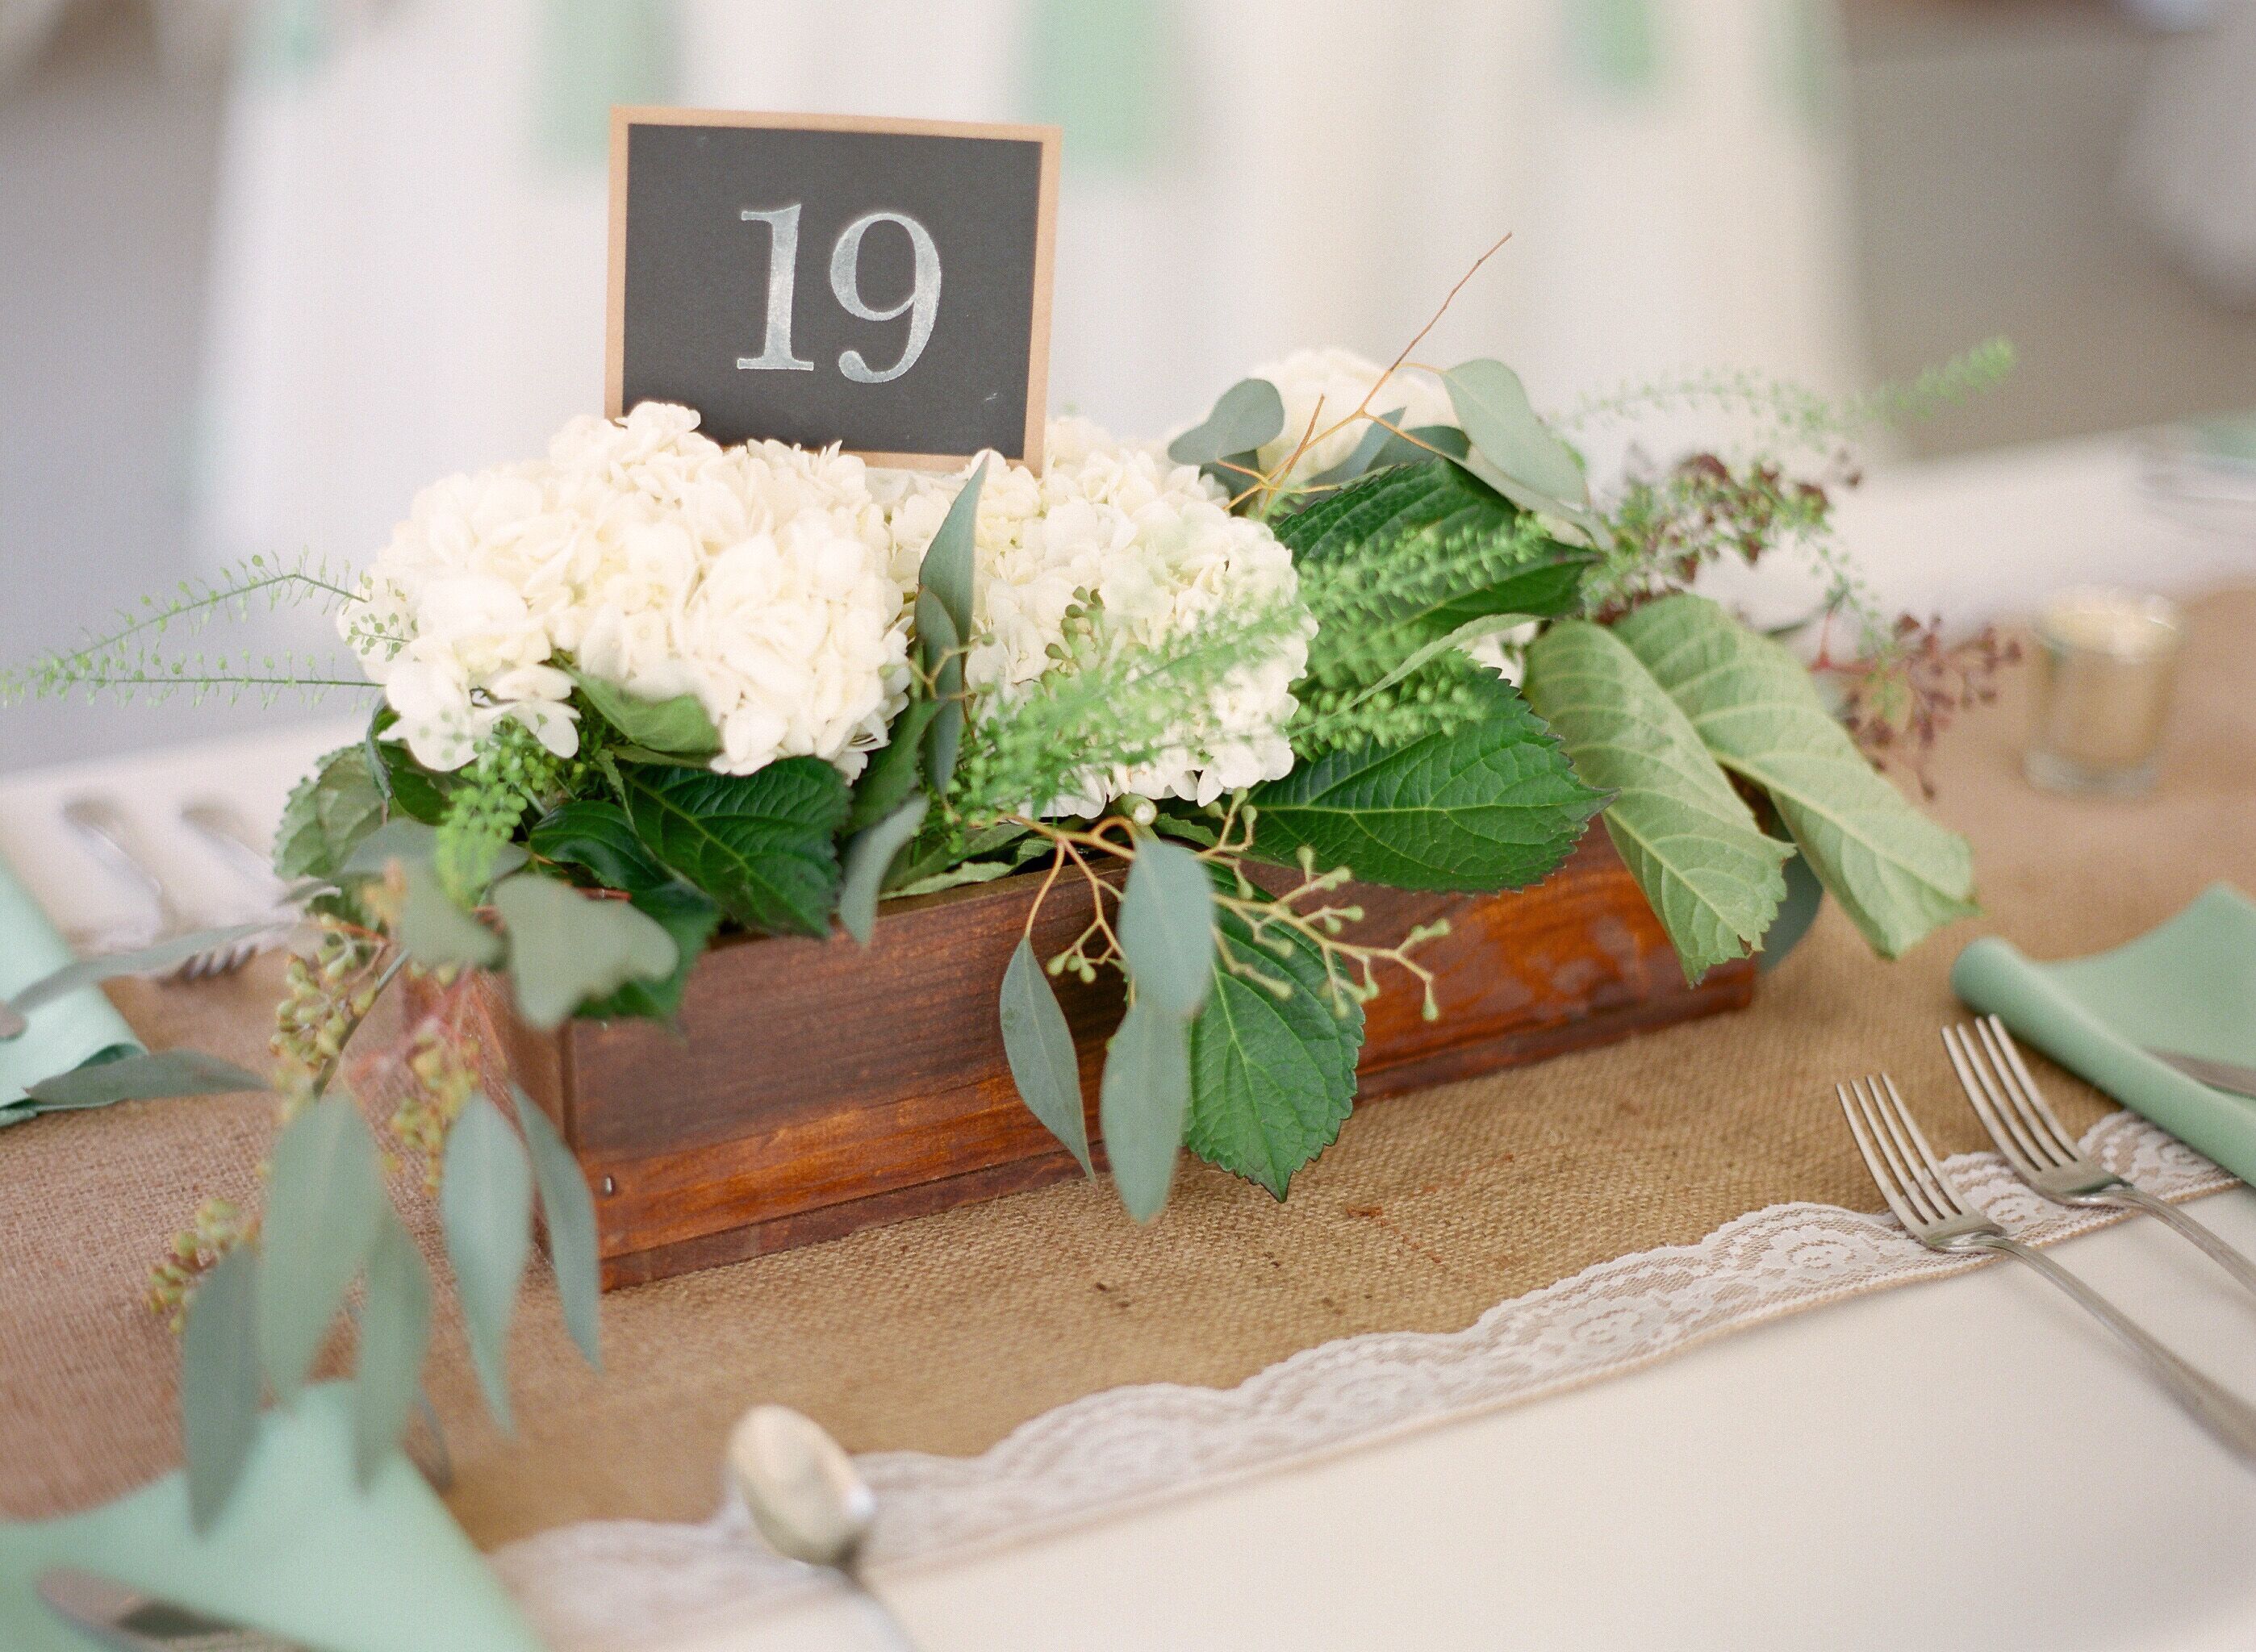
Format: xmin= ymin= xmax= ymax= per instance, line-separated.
xmin=61 ymin=797 xmax=257 ymax=981
xmin=1836 ymin=1072 xmax=2256 ymax=1458
xmin=1944 ymin=1015 xmax=2256 ymax=1299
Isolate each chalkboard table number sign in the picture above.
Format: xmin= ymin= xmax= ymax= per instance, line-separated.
xmin=606 ymin=108 xmax=1062 ymax=469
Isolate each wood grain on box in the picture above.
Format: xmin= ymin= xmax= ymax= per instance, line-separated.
xmin=504 ymin=832 xmax=1754 ymax=1287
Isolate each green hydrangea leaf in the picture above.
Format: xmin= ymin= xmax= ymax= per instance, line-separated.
xmin=1277 ymin=459 xmax=1594 ymax=698
xmin=274 ymin=744 xmax=386 ymax=881
xmin=1523 ymin=619 xmax=1792 ymax=981
xmin=621 ymin=758 xmax=850 ymax=936
xmin=1614 ymin=594 xmax=1976 ymax=958
xmin=529 ymin=799 xmax=671 ymax=895
xmin=1185 ymin=889 xmax=1364 ymax=1199
xmin=1167 ymin=378 xmax=1286 ymax=466
xmin=569 ymin=668 xmax=721 ymax=758
xmin=1250 ymin=671 xmax=1604 ymax=891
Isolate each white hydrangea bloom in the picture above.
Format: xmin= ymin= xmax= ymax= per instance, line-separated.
xmin=339 ymin=402 xmax=912 ymax=778
xmin=887 ymin=416 xmax=1312 ymax=811
xmin=1246 ymin=346 xmax=1457 ymax=487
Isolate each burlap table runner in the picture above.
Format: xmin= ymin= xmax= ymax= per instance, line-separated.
xmin=5 ymin=589 xmax=2251 ymax=1552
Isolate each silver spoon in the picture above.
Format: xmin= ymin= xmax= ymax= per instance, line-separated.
xmin=727 ymin=1404 xmax=921 ymax=1650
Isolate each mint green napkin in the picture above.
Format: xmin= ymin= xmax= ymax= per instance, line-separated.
xmin=0 ymin=849 xmax=141 ymax=1115
xmin=0 ymin=1384 xmax=544 ymax=1652
xmin=1952 ymin=884 xmax=2256 ymax=1183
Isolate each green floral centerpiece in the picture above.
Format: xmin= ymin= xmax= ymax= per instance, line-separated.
xmin=2 ymin=290 xmax=2013 ymax=1524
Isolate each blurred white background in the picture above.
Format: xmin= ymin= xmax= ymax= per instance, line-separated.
xmin=4 ymin=0 xmax=2254 ymax=770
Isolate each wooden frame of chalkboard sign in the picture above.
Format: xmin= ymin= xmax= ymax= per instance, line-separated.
xmin=606 ymin=107 xmax=1062 ymax=470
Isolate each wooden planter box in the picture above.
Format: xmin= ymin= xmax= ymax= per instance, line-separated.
xmin=501 ymin=835 xmax=1754 ymax=1288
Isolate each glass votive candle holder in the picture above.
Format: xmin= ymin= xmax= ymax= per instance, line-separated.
xmin=2024 ymin=586 xmax=2183 ymax=796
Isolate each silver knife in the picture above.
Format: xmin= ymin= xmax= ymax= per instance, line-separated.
xmin=2151 ymin=1049 xmax=2256 ymax=1102
xmin=36 ymin=1568 xmax=299 ymax=1652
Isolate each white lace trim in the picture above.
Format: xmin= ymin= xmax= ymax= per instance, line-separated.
xmin=493 ymin=1114 xmax=2230 ymax=1650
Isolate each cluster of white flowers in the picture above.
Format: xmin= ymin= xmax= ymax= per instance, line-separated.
xmin=887 ymin=416 xmax=1313 ymax=809
xmin=1247 ymin=346 xmax=1457 ymax=487
xmin=345 ymin=402 xmax=1314 ymax=807
xmin=340 ymin=402 xmax=912 ymax=778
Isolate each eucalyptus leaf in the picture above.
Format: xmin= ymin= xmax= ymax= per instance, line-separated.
xmin=1307 ymin=407 xmax=1406 ymax=488
xmin=441 ymin=1093 xmax=533 ymax=1429
xmin=1761 ymin=849 xmax=1827 ymax=973
xmin=1442 ymin=359 xmax=1588 ymax=511
xmin=1168 ymin=378 xmax=1286 ymax=466
xmin=1523 ymin=619 xmax=1792 ymax=981
xmin=1250 ymin=672 xmax=1604 ymax=892
xmin=395 ymin=861 xmax=503 ymax=969
xmin=493 ymin=873 xmax=679 ymax=1030
xmin=569 ymin=668 xmax=721 ymax=757
xmin=917 ymin=457 xmax=987 ymax=647
xmin=884 ymin=859 xmax=1020 ymax=899
xmin=337 ymin=818 xmax=437 ymax=880
xmin=1099 ymin=1000 xmax=1192 ymax=1223
xmin=1615 ymin=593 xmax=1977 ymax=958
xmin=570 ymin=881 xmax=720 ymax=1022
xmin=1116 ymin=838 xmax=1216 ymax=1020
xmin=836 ymin=794 xmax=930 ymax=945
xmin=917 ymin=592 xmax=967 ymax=795
xmin=257 ymin=1093 xmax=388 ymax=1403
xmin=352 ymin=1216 xmax=432 ymax=1486
xmin=999 ymin=936 xmax=1091 ymax=1174
xmin=1187 ymin=892 xmax=1364 ymax=1199
xmin=7 ymin=924 xmax=276 ymax=1016
xmin=516 ymin=1087 xmax=601 ymax=1369
xmin=622 ymin=758 xmax=849 ymax=936
xmin=845 ymin=698 xmax=940 ymax=834
xmin=23 ymin=1049 xmax=268 ymax=1109
xmin=274 ymin=745 xmax=385 ymax=881
xmin=182 ymin=1245 xmax=261 ymax=1533
xmin=1372 ymin=422 xmax=1470 ymax=466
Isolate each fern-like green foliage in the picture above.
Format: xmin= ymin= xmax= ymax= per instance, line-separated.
xmin=1558 ymin=338 xmax=2015 ymax=448
xmin=1275 ymin=459 xmax=1593 ymax=755
xmin=0 ymin=552 xmax=372 ymax=707
xmin=948 ymin=595 xmax=1311 ymax=828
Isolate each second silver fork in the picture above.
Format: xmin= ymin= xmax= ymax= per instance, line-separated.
xmin=1837 ymin=1073 xmax=2256 ymax=1459
xmin=1944 ymin=1015 xmax=2256 ymax=1299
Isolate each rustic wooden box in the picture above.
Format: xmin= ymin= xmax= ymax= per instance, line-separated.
xmin=502 ymin=834 xmax=1754 ymax=1288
